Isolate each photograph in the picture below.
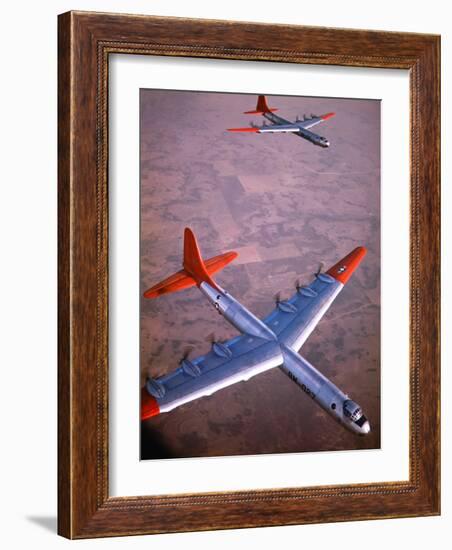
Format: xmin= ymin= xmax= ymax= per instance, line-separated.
xmin=139 ymin=89 xmax=381 ymax=460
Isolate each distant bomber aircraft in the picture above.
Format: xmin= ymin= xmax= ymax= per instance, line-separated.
xmin=142 ymin=228 xmax=370 ymax=435
xmin=228 ymin=95 xmax=335 ymax=147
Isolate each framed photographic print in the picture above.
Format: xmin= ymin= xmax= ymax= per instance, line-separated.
xmin=58 ymin=11 xmax=440 ymax=538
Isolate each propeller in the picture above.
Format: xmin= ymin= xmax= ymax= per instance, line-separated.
xmin=303 ymin=114 xmax=308 ymax=120
xmin=207 ymin=332 xmax=232 ymax=359
xmin=180 ymin=346 xmax=194 ymax=363
xmin=275 ymin=290 xmax=298 ymax=313
xmin=315 ymin=261 xmax=325 ymax=276
xmin=295 ymin=114 xmax=300 ymax=122
xmin=295 ymin=278 xmax=318 ymax=299
xmin=180 ymin=345 xmax=201 ymax=377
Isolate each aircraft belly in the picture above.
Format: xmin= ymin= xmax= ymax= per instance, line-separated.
xmin=158 ymin=340 xmax=283 ymax=413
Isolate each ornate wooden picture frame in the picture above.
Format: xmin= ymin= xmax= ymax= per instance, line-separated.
xmin=58 ymin=11 xmax=440 ymax=538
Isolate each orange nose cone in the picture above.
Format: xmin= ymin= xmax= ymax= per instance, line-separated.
xmin=326 ymin=246 xmax=367 ymax=284
xmin=141 ymin=387 xmax=160 ymax=420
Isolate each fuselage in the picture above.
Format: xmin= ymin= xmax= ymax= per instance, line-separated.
xmin=200 ymin=281 xmax=370 ymax=435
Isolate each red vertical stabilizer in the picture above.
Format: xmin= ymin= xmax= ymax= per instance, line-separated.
xmin=182 ymin=228 xmax=220 ymax=290
xmin=143 ymin=228 xmax=238 ymax=299
xmin=244 ymin=95 xmax=278 ymax=114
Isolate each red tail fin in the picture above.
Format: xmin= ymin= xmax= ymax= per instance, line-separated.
xmin=244 ymin=95 xmax=278 ymax=115
xmin=143 ymin=228 xmax=238 ymax=299
xmin=183 ymin=228 xmax=223 ymax=290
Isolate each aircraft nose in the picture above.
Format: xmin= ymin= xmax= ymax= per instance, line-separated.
xmin=361 ymin=420 xmax=371 ymax=435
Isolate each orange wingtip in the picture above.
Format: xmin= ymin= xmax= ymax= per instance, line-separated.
xmin=141 ymin=387 xmax=160 ymax=420
xmin=321 ymin=112 xmax=336 ymax=120
xmin=227 ymin=127 xmax=260 ymax=132
xmin=326 ymin=246 xmax=367 ymax=284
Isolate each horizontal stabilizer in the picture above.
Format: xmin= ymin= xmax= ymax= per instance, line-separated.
xmin=204 ymin=251 xmax=239 ymax=274
xmin=143 ymin=228 xmax=238 ymax=299
xmin=243 ymin=109 xmax=278 ymax=114
xmin=143 ymin=269 xmax=195 ymax=299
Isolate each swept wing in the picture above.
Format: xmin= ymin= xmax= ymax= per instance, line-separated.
xmin=264 ymin=247 xmax=366 ymax=352
xmin=297 ymin=112 xmax=335 ymax=130
xmin=142 ymin=335 xmax=283 ymax=418
xmin=228 ymin=122 xmax=299 ymax=134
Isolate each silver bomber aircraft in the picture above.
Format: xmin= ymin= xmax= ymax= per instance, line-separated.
xmin=141 ymin=228 xmax=371 ymax=435
xmin=228 ymin=95 xmax=335 ymax=147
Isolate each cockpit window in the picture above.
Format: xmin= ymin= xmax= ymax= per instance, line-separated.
xmin=355 ymin=414 xmax=368 ymax=428
xmin=343 ymin=400 xmax=363 ymax=422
